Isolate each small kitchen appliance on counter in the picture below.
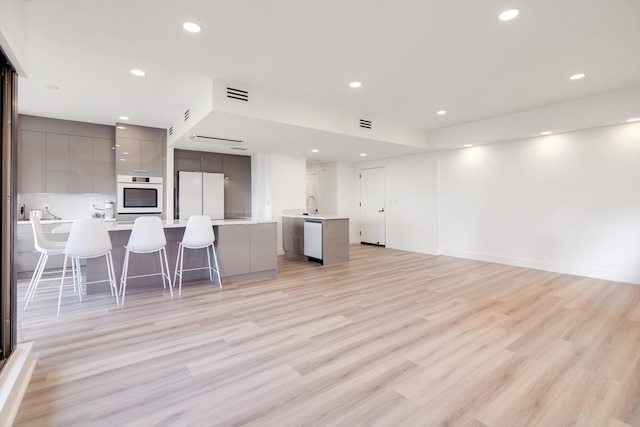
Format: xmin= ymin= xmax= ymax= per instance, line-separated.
xmin=104 ymin=201 xmax=114 ymax=219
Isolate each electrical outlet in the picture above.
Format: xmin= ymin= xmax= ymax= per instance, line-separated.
xmin=44 ymin=203 xmax=50 ymax=210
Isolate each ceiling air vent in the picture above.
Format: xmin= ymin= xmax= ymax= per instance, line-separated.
xmin=226 ymin=87 xmax=249 ymax=102
xmin=359 ymin=119 xmax=372 ymax=129
xmin=186 ymin=134 xmax=246 ymax=146
xmin=169 ymin=126 xmax=173 ymax=136
xmin=184 ymin=109 xmax=190 ymax=122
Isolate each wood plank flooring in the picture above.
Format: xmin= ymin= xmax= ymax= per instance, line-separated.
xmin=14 ymin=244 xmax=640 ymax=426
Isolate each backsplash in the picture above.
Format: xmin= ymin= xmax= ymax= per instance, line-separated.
xmin=18 ymin=193 xmax=116 ymax=220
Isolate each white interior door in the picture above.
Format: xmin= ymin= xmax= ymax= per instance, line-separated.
xmin=360 ymin=167 xmax=386 ymax=245
xmin=178 ymin=171 xmax=202 ymax=219
xmin=203 ymin=172 xmax=225 ymax=219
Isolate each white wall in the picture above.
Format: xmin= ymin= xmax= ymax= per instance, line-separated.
xmin=254 ymin=153 xmax=306 ymax=255
xmin=356 ymin=122 xmax=640 ymax=284
xmin=307 ymin=161 xmax=358 ymax=243
xmin=336 ymin=162 xmax=357 ymax=243
xmin=357 ymin=153 xmax=440 ymax=254
xmin=438 ymin=123 xmax=640 ymax=284
xmin=0 ymin=0 xmax=28 ymax=75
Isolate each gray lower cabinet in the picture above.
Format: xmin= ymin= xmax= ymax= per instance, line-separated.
xmin=217 ymin=222 xmax=278 ymax=279
xmin=282 ymin=217 xmax=304 ymax=255
xmin=217 ymin=224 xmax=251 ymax=276
xmin=85 ymin=222 xmax=278 ymax=292
xmin=282 ymin=217 xmax=349 ymax=265
xmin=250 ymin=222 xmax=278 ymax=272
xmin=322 ymin=219 xmax=350 ymax=265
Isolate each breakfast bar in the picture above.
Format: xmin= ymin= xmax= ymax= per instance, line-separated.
xmin=52 ymin=219 xmax=278 ymax=293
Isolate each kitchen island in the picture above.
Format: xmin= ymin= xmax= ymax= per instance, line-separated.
xmin=282 ymin=214 xmax=349 ymax=265
xmin=52 ymin=218 xmax=278 ymax=293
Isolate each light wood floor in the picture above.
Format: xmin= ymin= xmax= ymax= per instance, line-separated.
xmin=14 ymin=244 xmax=640 ymax=426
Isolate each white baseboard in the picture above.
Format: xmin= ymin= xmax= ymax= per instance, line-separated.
xmin=386 ymin=241 xmax=440 ymax=256
xmin=440 ymin=249 xmax=640 ymax=285
xmin=0 ymin=342 xmax=37 ymax=426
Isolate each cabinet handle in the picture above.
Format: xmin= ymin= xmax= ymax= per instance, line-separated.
xmin=133 ymin=170 xmax=149 ymax=173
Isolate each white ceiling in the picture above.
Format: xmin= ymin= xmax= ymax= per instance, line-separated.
xmin=15 ymin=0 xmax=640 ymax=163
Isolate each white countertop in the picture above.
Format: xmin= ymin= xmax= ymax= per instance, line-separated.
xmin=50 ymin=218 xmax=276 ymax=233
xmin=282 ymin=214 xmax=349 ymax=220
xmin=18 ymin=218 xmax=116 ymax=224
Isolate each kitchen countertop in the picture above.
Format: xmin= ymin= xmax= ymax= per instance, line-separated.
xmin=50 ymin=218 xmax=276 ymax=233
xmin=18 ymin=218 xmax=116 ymax=224
xmin=281 ymin=214 xmax=349 ymax=220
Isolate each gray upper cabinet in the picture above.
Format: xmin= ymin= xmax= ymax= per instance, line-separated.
xmin=115 ymin=137 xmax=142 ymax=173
xmin=140 ymin=139 xmax=164 ymax=174
xmin=19 ymin=130 xmax=46 ymax=193
xmin=18 ymin=115 xmax=116 ymax=194
xmin=115 ymin=124 xmax=166 ymax=176
xmin=68 ymin=135 xmax=93 ymax=194
xmin=201 ymin=152 xmax=223 ymax=173
xmin=174 ymin=149 xmax=222 ymax=173
xmin=223 ymin=154 xmax=251 ymax=218
xmin=93 ymin=138 xmax=116 ymax=194
xmin=175 ymin=149 xmax=201 ymax=172
xmin=45 ymin=133 xmax=70 ymax=193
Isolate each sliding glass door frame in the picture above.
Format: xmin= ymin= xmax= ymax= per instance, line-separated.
xmin=0 ymin=47 xmax=18 ymax=363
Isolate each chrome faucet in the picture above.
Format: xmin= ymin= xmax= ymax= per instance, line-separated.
xmin=306 ymin=196 xmax=318 ymax=214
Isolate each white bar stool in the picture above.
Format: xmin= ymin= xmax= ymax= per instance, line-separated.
xmin=173 ymin=215 xmax=222 ymax=295
xmin=119 ymin=216 xmax=173 ymax=305
xmin=58 ymin=218 xmax=120 ymax=317
xmin=24 ymin=217 xmax=67 ymax=310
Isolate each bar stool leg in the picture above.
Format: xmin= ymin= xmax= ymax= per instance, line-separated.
xmin=57 ymin=256 xmax=69 ymax=318
xmin=161 ymin=247 xmax=174 ymax=297
xmin=120 ymin=249 xmax=130 ymax=305
xmin=211 ymin=244 xmax=222 ymax=288
xmin=105 ymin=252 xmax=119 ymax=306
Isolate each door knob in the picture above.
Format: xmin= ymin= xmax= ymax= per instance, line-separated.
xmin=378 ymin=208 xmax=385 ymax=212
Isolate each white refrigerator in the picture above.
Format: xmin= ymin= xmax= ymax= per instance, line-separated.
xmin=178 ymin=171 xmax=224 ymax=219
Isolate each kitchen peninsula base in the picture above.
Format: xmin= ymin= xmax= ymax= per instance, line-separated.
xmin=82 ymin=220 xmax=277 ymax=294
xmin=282 ymin=215 xmax=349 ymax=265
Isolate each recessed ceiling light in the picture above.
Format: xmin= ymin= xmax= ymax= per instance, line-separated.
xmin=311 ymin=149 xmax=319 ymax=153
xmin=360 ymin=153 xmax=367 ymax=157
xmin=350 ymin=82 xmax=362 ymax=88
xmin=118 ymin=116 xmax=129 ymax=121
xmin=436 ymin=110 xmax=447 ymax=115
xmin=627 ymin=117 xmax=640 ymax=122
xmin=44 ymin=84 xmax=58 ymax=90
xmin=540 ymin=131 xmax=552 ymax=135
xmin=464 ymin=144 xmax=473 ymax=148
xmin=183 ymin=22 xmax=201 ymax=33
xmin=117 ymin=126 xmax=126 ymax=129
xmin=123 ymin=152 xmax=129 ymax=155
xmin=569 ymin=73 xmax=586 ymax=80
xmin=120 ymin=159 xmax=125 ymax=161
xmin=499 ymin=9 xmax=519 ymax=21
xmin=130 ymin=69 xmax=146 ymax=77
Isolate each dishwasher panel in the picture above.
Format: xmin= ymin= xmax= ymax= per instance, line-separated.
xmin=303 ymin=220 xmax=323 ymax=260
